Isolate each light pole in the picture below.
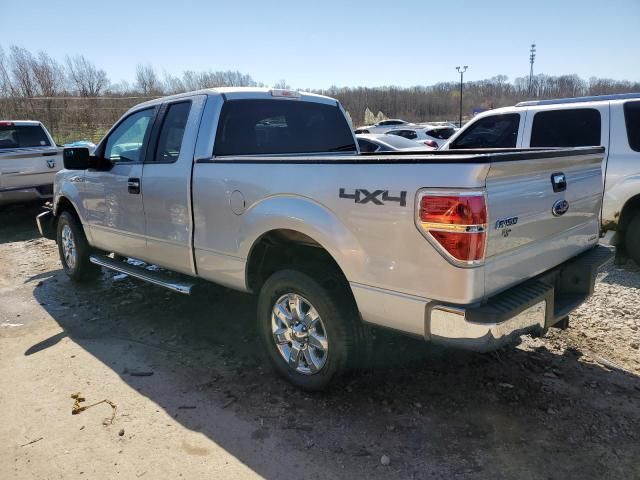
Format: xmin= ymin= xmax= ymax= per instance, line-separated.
xmin=456 ymin=66 xmax=468 ymax=128
xmin=528 ymin=43 xmax=536 ymax=96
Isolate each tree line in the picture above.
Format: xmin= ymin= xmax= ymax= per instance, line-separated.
xmin=1 ymin=44 xmax=638 ymax=143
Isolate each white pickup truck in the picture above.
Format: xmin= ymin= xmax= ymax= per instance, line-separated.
xmin=0 ymin=121 xmax=62 ymax=206
xmin=442 ymin=93 xmax=640 ymax=263
xmin=37 ymin=88 xmax=612 ymax=390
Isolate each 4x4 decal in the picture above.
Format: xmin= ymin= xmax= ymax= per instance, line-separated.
xmin=339 ymin=188 xmax=407 ymax=207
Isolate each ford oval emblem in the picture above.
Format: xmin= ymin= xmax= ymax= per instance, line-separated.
xmin=552 ymin=199 xmax=569 ymax=217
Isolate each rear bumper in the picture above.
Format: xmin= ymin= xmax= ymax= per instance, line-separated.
xmin=0 ymin=184 xmax=54 ymax=206
xmin=426 ymin=246 xmax=614 ymax=352
xmin=36 ymin=210 xmax=57 ymax=240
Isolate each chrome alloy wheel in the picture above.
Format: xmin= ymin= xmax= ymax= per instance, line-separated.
xmin=271 ymin=293 xmax=329 ymax=375
xmin=61 ymin=224 xmax=77 ymax=270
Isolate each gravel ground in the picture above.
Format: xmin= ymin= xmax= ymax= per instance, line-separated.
xmin=0 ymin=203 xmax=639 ymax=479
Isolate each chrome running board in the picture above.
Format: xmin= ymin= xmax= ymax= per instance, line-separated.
xmin=89 ymin=255 xmax=195 ymax=295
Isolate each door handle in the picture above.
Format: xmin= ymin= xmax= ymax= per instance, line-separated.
xmin=128 ymin=178 xmax=140 ymax=194
xmin=550 ymin=172 xmax=567 ymax=193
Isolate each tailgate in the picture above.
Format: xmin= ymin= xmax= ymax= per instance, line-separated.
xmin=483 ymin=147 xmax=604 ymax=298
xmin=0 ymin=147 xmax=61 ymax=190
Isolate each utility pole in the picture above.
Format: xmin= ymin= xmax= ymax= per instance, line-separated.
xmin=528 ymin=43 xmax=536 ymax=96
xmin=456 ymin=66 xmax=468 ymax=128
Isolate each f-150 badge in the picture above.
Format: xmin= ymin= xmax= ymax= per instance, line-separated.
xmin=339 ymin=188 xmax=407 ymax=206
xmin=494 ymin=216 xmax=518 ymax=229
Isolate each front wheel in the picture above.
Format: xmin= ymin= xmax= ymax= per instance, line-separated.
xmin=257 ymin=269 xmax=365 ymax=391
xmin=57 ymin=211 xmax=101 ymax=282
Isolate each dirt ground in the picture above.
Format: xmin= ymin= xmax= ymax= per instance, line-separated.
xmin=1 ymin=203 xmax=639 ymax=480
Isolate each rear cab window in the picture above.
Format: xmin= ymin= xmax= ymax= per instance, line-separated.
xmin=0 ymin=124 xmax=51 ymax=149
xmin=450 ymin=113 xmax=520 ymax=149
xmin=214 ymin=99 xmax=356 ymax=156
xmin=623 ymin=101 xmax=640 ymax=152
xmin=530 ymin=108 xmax=601 ymax=147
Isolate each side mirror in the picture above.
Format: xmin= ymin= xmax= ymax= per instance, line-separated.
xmin=63 ymin=147 xmax=90 ymax=170
xmin=63 ymin=147 xmax=113 ymax=171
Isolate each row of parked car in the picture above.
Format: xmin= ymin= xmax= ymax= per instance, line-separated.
xmin=354 ymin=119 xmax=458 ymax=150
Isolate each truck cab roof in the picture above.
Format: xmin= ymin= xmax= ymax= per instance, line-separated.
xmin=131 ymin=88 xmax=338 ymax=113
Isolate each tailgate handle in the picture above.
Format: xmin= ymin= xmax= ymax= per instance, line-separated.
xmin=551 ymin=172 xmax=567 ymax=193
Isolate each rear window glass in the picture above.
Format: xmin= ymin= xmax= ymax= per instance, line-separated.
xmin=214 ymin=100 xmax=356 ymax=156
xmin=357 ymin=138 xmax=379 ymax=153
xmin=531 ymin=108 xmax=601 ymax=147
xmin=623 ymin=101 xmax=640 ymax=152
xmin=387 ymin=129 xmax=417 ymax=140
xmin=426 ymin=127 xmax=455 ymax=139
xmin=450 ymin=113 xmax=520 ymax=149
xmin=0 ymin=125 xmax=51 ymax=149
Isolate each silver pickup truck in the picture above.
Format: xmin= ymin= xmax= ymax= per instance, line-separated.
xmin=37 ymin=88 xmax=612 ymax=390
xmin=1 ymin=121 xmax=62 ymax=206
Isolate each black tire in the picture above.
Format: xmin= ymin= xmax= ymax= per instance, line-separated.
xmin=57 ymin=210 xmax=101 ymax=282
xmin=257 ymin=269 xmax=365 ymax=391
xmin=625 ymin=213 xmax=640 ymax=265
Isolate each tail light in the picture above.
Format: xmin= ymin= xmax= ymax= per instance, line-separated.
xmin=423 ymin=140 xmax=438 ymax=148
xmin=416 ymin=191 xmax=487 ymax=265
xmin=0 ymin=121 xmax=14 ymax=127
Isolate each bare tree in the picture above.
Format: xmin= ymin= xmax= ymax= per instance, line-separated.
xmin=0 ymin=46 xmax=14 ymax=97
xmin=10 ymin=46 xmax=37 ymax=98
xmin=31 ymin=52 xmax=65 ymax=97
xmin=135 ymin=63 xmax=162 ymax=96
xmin=273 ymin=79 xmax=290 ymax=89
xmin=66 ymin=55 xmax=108 ymax=96
xmin=163 ymin=72 xmax=185 ymax=94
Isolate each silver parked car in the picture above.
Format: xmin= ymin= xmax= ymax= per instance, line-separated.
xmin=356 ymin=133 xmax=435 ymax=152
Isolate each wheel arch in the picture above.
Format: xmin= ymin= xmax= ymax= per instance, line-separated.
xmin=245 ymin=228 xmax=352 ymax=294
xmin=238 ymin=195 xmax=366 ymax=293
xmin=54 ymin=195 xmax=81 ymax=220
xmin=618 ymin=193 xmax=640 ymax=232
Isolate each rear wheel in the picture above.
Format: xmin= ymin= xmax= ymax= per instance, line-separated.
xmin=257 ymin=269 xmax=365 ymax=391
xmin=57 ymin=211 xmax=101 ymax=282
xmin=625 ymin=213 xmax=640 ymax=265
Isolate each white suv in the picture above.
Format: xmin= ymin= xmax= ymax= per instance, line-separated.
xmin=442 ymin=93 xmax=640 ymax=263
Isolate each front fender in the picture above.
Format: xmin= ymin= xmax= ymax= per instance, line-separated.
xmin=53 ymin=171 xmax=84 ymax=218
xmin=238 ymin=195 xmax=367 ymax=282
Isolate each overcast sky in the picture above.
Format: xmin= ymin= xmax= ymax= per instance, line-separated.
xmin=4 ymin=0 xmax=640 ymax=88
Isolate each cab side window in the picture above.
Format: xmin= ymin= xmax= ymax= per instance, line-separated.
xmin=530 ymin=108 xmax=601 ymax=147
xmin=104 ymin=109 xmax=154 ymax=163
xmin=623 ymin=101 xmax=640 ymax=152
xmin=450 ymin=113 xmax=520 ymax=149
xmin=154 ymin=102 xmax=191 ymax=162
